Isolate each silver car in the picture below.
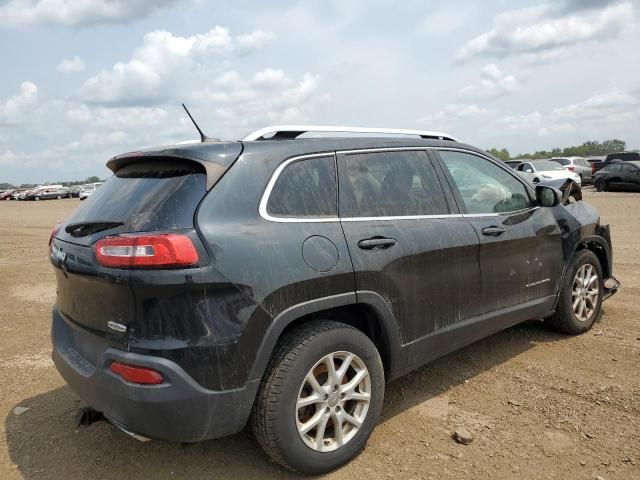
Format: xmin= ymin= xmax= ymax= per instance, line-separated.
xmin=550 ymin=157 xmax=593 ymax=184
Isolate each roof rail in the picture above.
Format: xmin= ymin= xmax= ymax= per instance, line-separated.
xmin=242 ymin=125 xmax=459 ymax=142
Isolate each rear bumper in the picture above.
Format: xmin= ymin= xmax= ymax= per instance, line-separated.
xmin=51 ymin=308 xmax=259 ymax=442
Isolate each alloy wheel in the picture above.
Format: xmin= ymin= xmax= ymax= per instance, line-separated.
xmin=296 ymin=351 xmax=371 ymax=452
xmin=572 ymin=264 xmax=599 ymax=322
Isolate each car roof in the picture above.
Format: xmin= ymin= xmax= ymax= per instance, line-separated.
xmin=111 ymin=137 xmax=492 ymax=168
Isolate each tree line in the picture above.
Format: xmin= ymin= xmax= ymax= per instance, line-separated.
xmin=487 ymin=139 xmax=629 ymax=161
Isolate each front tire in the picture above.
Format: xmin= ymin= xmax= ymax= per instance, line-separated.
xmin=595 ymin=179 xmax=607 ymax=192
xmin=546 ymin=250 xmax=603 ymax=334
xmin=251 ymin=320 xmax=385 ymax=475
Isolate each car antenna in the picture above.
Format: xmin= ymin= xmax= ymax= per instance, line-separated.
xmin=181 ymin=103 xmax=218 ymax=142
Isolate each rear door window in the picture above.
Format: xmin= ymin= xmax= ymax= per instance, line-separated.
xmin=339 ymin=150 xmax=449 ymax=217
xmin=266 ymin=155 xmax=337 ymax=218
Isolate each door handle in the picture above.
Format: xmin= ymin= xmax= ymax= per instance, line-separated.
xmin=481 ymin=226 xmax=506 ymax=236
xmin=358 ymin=237 xmax=397 ymax=250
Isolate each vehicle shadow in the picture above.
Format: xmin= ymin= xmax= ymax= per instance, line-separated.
xmin=5 ymin=320 xmax=567 ymax=479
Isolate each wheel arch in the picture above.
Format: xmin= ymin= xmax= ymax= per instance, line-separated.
xmin=561 ymin=235 xmax=612 ymax=286
xmin=248 ymin=292 xmax=402 ymax=383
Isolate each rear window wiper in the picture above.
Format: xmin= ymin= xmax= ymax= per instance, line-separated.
xmin=65 ymin=221 xmax=124 ymax=237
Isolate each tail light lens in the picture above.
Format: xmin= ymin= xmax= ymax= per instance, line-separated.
xmin=592 ymin=163 xmax=596 ymax=174
xmin=95 ymin=233 xmax=199 ymax=268
xmin=49 ymin=224 xmax=61 ymax=247
xmin=567 ymin=166 xmax=575 ymax=172
xmin=110 ymin=362 xmax=164 ymax=385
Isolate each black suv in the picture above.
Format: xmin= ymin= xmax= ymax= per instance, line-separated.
xmin=50 ymin=126 xmax=618 ymax=474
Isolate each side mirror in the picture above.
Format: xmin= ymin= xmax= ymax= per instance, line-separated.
xmin=536 ymin=185 xmax=561 ymax=207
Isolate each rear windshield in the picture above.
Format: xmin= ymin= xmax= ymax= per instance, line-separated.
xmin=550 ymin=158 xmax=570 ymax=166
xmin=65 ymin=159 xmax=206 ymax=233
xmin=533 ymin=160 xmax=564 ymax=171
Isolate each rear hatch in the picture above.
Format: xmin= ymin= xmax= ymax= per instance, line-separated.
xmin=51 ymin=143 xmax=241 ymax=337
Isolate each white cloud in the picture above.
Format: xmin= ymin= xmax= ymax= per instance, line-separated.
xmin=498 ymin=89 xmax=640 ymax=136
xmin=498 ymin=111 xmax=545 ymax=132
xmin=0 ymin=81 xmax=38 ymax=126
xmin=460 ymin=64 xmax=520 ymax=99
xmin=202 ymin=69 xmax=323 ymax=127
xmin=79 ymin=27 xmax=274 ymax=105
xmin=456 ymin=1 xmax=634 ymax=62
xmin=56 ymin=56 xmax=86 ymax=73
xmin=420 ymin=8 xmax=470 ymax=36
xmin=66 ymin=105 xmax=168 ymax=129
xmin=419 ymin=103 xmax=493 ymax=127
xmin=0 ymin=150 xmax=18 ymax=166
xmin=551 ymin=89 xmax=640 ymax=123
xmin=235 ymin=30 xmax=276 ymax=54
xmin=0 ymin=0 xmax=179 ymax=27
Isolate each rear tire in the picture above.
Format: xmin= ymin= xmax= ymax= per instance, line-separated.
xmin=546 ymin=250 xmax=603 ymax=334
xmin=56 ymin=195 xmax=62 ymax=199
xmin=251 ymin=320 xmax=385 ymax=475
xmin=595 ymin=179 xmax=606 ymax=192
xmin=34 ymin=196 xmax=40 ymax=201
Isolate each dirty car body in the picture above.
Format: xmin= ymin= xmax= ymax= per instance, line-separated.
xmin=50 ymin=131 xmax=618 ymax=469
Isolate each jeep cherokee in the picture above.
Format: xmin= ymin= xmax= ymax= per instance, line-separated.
xmin=50 ymin=125 xmax=618 ymax=474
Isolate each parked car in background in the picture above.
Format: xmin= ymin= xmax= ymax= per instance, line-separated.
xmin=516 ymin=160 xmax=582 ymax=184
xmin=50 ymin=125 xmax=618 ymax=474
xmin=11 ymin=189 xmax=29 ymax=200
xmin=503 ymin=160 xmax=522 ymax=169
xmin=26 ymin=187 xmax=70 ymax=201
xmin=550 ymin=157 xmax=593 ymax=184
xmin=592 ymin=152 xmax=640 ymax=173
xmin=0 ymin=189 xmax=16 ymax=200
xmin=605 ymin=151 xmax=640 ymax=163
xmin=79 ymin=182 xmax=103 ymax=200
xmin=22 ymin=185 xmax=64 ymax=201
xmin=594 ymin=161 xmax=640 ymax=192
xmin=67 ymin=186 xmax=83 ymax=198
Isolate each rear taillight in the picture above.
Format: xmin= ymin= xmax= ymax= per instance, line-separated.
xmin=49 ymin=224 xmax=61 ymax=247
xmin=591 ymin=163 xmax=596 ymax=174
xmin=110 ymin=362 xmax=164 ymax=385
xmin=567 ymin=166 xmax=575 ymax=172
xmin=95 ymin=233 xmax=199 ymax=268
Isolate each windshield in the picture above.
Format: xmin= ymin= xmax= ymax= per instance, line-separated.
xmin=533 ymin=161 xmax=565 ymax=171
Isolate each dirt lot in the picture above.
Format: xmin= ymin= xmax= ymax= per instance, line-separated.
xmin=0 ymin=191 xmax=638 ymax=480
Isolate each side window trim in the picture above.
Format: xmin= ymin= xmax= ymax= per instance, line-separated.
xmin=259 ymin=153 xmax=339 ymax=223
xmin=336 ymin=147 xmax=456 ymax=220
xmin=432 ymin=147 xmax=537 ymax=216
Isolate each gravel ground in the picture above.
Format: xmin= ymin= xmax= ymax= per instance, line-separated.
xmin=0 ymin=189 xmax=638 ymax=480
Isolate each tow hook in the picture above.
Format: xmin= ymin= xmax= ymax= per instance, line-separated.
xmin=74 ymin=406 xmax=104 ymax=430
xmin=603 ymin=276 xmax=621 ymax=301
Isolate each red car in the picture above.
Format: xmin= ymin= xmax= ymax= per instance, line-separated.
xmin=0 ymin=189 xmax=16 ymax=200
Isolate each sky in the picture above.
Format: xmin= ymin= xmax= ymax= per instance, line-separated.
xmin=0 ymin=0 xmax=638 ymax=185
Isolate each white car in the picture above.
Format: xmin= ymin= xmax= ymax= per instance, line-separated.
xmin=515 ymin=160 xmax=581 ymax=185
xmin=79 ymin=182 xmax=104 ymax=200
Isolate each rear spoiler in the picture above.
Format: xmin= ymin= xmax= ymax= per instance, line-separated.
xmin=106 ymin=142 xmax=243 ymax=190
